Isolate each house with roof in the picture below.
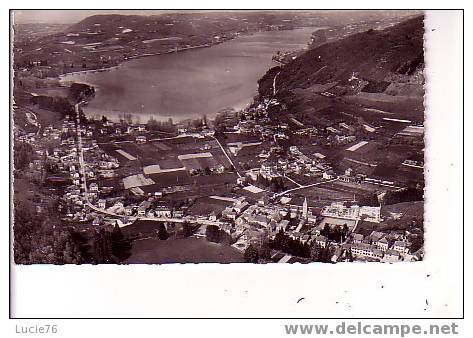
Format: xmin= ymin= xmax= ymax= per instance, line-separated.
xmin=136 ymin=136 xmax=147 ymax=144
xmin=372 ymin=248 xmax=385 ymax=259
xmin=88 ymin=191 xmax=98 ymax=199
xmin=222 ymin=207 xmax=237 ymax=220
xmin=404 ymin=247 xmax=423 ymax=262
xmin=137 ymin=205 xmax=147 ymax=216
xmin=307 ymin=213 xmax=317 ymax=224
xmin=137 ymin=201 xmax=152 ymax=216
xmin=234 ymin=201 xmax=249 ymax=214
xmin=323 ymin=170 xmax=335 ymax=180
xmin=173 ymin=208 xmax=184 ymax=218
xmin=301 ymin=234 xmax=311 ymax=245
xmin=98 ymin=199 xmax=106 ymax=209
xmin=331 ymin=246 xmax=344 ymax=263
xmin=383 ymin=249 xmax=401 ymax=262
xmin=315 ymin=235 xmax=328 ymax=248
xmin=393 ymin=240 xmax=410 ymax=254
xmin=209 ymin=211 xmax=217 ymax=221
xmin=352 ymin=233 xmax=364 ymax=244
xmin=370 ymin=230 xmax=385 ymax=244
xmin=155 ymin=205 xmax=172 ymax=218
xmin=351 ymin=243 xmax=375 ymax=258
xmin=376 ymin=237 xmax=390 ymax=251
xmin=124 ymin=205 xmax=134 ymax=216
xmin=277 ymin=219 xmax=290 ymax=232
xmin=253 ymin=214 xmax=269 ymax=227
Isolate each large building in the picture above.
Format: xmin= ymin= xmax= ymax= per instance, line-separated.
xmin=321 ymin=202 xmax=382 ymax=223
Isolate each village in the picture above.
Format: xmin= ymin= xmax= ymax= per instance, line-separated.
xmin=14 ymin=91 xmax=425 ymax=264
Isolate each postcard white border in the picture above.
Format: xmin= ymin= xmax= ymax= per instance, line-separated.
xmin=2 ymin=6 xmax=464 ymax=322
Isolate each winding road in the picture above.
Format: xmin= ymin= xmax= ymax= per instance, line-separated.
xmin=273 ymin=178 xmax=339 ymax=198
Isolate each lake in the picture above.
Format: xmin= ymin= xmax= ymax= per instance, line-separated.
xmin=61 ymin=27 xmax=317 ymax=122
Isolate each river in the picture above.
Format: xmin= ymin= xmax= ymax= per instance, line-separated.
xmin=61 ymin=27 xmax=318 ymax=122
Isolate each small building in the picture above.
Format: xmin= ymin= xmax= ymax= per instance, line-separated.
xmin=376 ymin=237 xmax=390 ymax=251
xmin=323 ymin=171 xmax=335 ymax=180
xmin=352 ymin=233 xmax=364 ymax=244
xmin=315 ymin=235 xmax=328 ymax=248
xmin=155 ymin=205 xmax=172 ymax=218
xmin=351 ymin=243 xmax=374 ymax=257
xmin=383 ymin=249 xmax=401 ymax=262
xmin=393 ymin=240 xmax=410 ymax=254
xmin=234 ymin=201 xmax=249 ymax=214
xmin=209 ymin=211 xmax=217 ymax=221
xmin=137 ymin=206 xmax=147 ymax=216
xmin=277 ymin=220 xmax=290 ymax=232
xmin=253 ymin=215 xmax=269 ymax=227
xmin=173 ymin=209 xmax=184 ymax=218
xmin=124 ymin=206 xmax=134 ymax=216
xmin=98 ymin=199 xmax=106 ymax=209
xmin=137 ymin=201 xmax=152 ymax=216
xmin=136 ymin=136 xmax=147 ymax=144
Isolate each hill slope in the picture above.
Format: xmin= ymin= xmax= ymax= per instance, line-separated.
xmin=258 ymin=15 xmax=424 ymax=99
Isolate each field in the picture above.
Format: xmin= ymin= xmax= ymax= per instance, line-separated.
xmin=125 ymin=237 xmax=244 ymax=264
xmin=178 ymin=152 xmax=218 ymax=171
xmin=288 ymin=185 xmax=355 ymax=204
xmin=346 ymin=141 xmax=369 ymax=152
xmin=99 ymin=136 xmax=237 ymax=194
xmin=123 ymin=174 xmax=154 ymax=189
xmin=23 ymin=105 xmax=64 ymax=129
xmin=343 ymin=93 xmax=424 ymax=122
xmin=116 ymin=149 xmax=137 ymax=161
xmin=380 ymin=201 xmax=424 ymax=228
xmin=145 ymin=171 xmax=192 ymax=189
xmin=187 ymin=196 xmax=233 ymax=216
xmin=156 ymin=158 xmax=182 ymax=169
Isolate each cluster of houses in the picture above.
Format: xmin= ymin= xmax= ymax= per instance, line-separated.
xmin=95 ymin=197 xmax=184 ymax=219
xmin=347 ymin=230 xmax=423 ymax=262
xmin=214 ymin=195 xmax=325 ymax=252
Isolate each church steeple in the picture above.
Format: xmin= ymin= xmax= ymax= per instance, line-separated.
xmin=302 ymin=197 xmax=308 ymax=219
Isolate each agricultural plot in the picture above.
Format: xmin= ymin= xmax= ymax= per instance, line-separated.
xmin=354 ymin=220 xmax=381 ymax=237
xmin=116 ymin=149 xmax=137 ymax=161
xmin=153 ymin=142 xmax=172 ymax=151
xmin=178 ymin=152 xmax=218 ymax=171
xmin=343 ymin=94 xmax=424 ymax=122
xmin=143 ymin=164 xmax=186 ymax=175
xmin=156 ymin=158 xmax=183 ymax=169
xmin=381 ymin=201 xmax=424 ymax=228
xmin=187 ymin=196 xmax=233 ymax=216
xmin=119 ymin=143 xmax=140 ymax=156
xmin=193 ymin=173 xmax=238 ymax=186
xmin=126 ymin=237 xmax=244 ymax=264
xmin=346 ymin=141 xmax=369 ymax=152
xmin=211 ymin=152 xmax=232 ymax=168
xmin=344 ymin=141 xmax=379 ymax=156
xmin=221 ymin=133 xmax=260 ymax=144
xmin=339 ymin=158 xmax=377 ymax=176
xmin=123 ymin=174 xmax=154 ymax=189
xmin=146 ymin=170 xmax=192 ymax=189
xmin=290 ymin=185 xmax=355 ymax=203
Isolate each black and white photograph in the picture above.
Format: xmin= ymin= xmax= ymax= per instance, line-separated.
xmin=5 ymin=4 xmax=465 ymax=327
xmin=11 ymin=9 xmax=427 ymax=265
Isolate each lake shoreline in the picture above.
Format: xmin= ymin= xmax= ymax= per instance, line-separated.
xmin=61 ymin=27 xmax=317 ymax=122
